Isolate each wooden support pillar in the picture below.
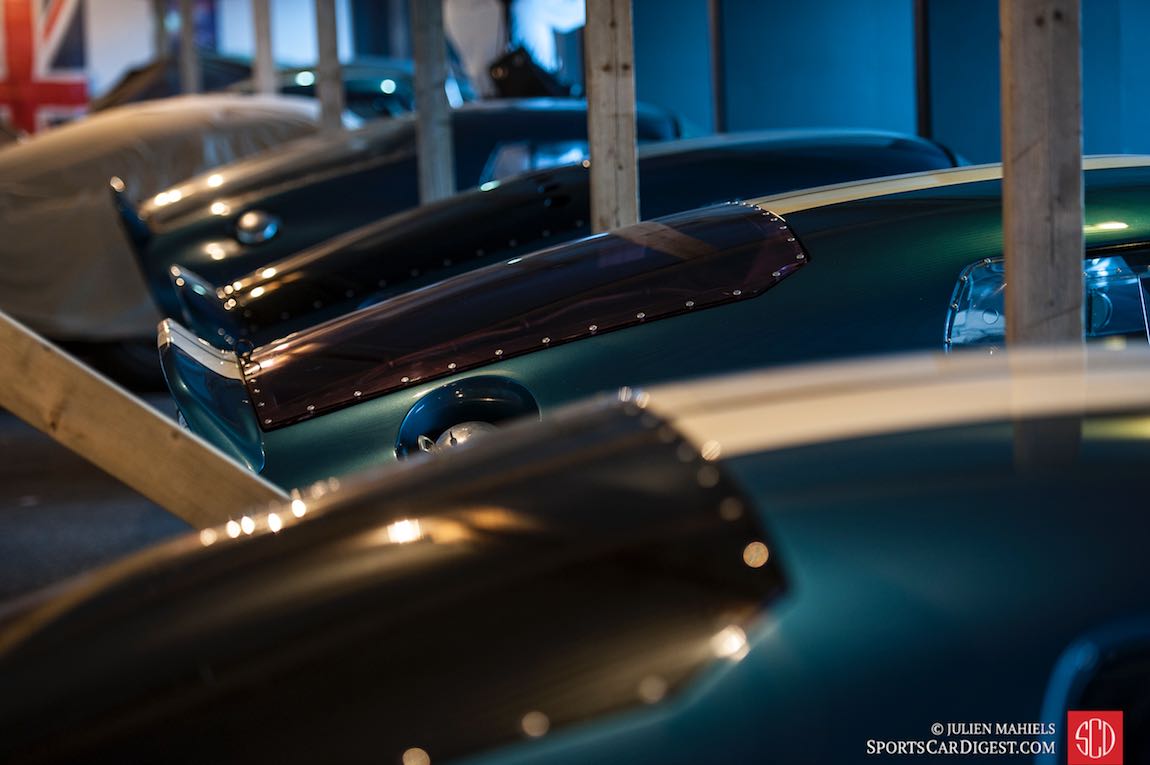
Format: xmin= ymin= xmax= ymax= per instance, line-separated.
xmin=585 ymin=0 xmax=639 ymax=233
xmin=1000 ymin=0 xmax=1084 ymax=345
xmin=152 ymin=0 xmax=170 ymax=59
xmin=0 ymin=311 xmax=287 ymax=528
xmin=252 ymin=0 xmax=277 ymax=95
xmin=410 ymin=0 xmax=455 ymax=203
xmin=314 ymin=0 xmax=345 ymax=133
xmin=178 ymin=0 xmax=201 ymax=93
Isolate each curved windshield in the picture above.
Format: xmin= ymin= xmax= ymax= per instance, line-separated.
xmin=246 ymin=202 xmax=809 ymax=428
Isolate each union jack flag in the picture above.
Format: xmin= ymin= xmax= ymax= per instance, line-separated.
xmin=0 ymin=0 xmax=88 ymax=134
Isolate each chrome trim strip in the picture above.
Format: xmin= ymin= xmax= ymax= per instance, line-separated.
xmin=157 ymin=319 xmax=244 ymax=381
xmin=644 ymin=345 xmax=1150 ymax=458
xmin=748 ymin=155 xmax=1150 ymax=215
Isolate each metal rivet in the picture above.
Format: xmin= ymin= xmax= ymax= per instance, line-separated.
xmin=353 ymin=390 xmax=362 ymax=397
xmin=541 ymin=337 xmax=551 ymax=344
xmin=306 ymin=405 xmax=315 ymax=412
xmin=733 ymin=289 xmax=742 ymax=296
xmin=772 ymin=271 xmax=781 ymax=278
xmin=636 ymin=312 xmax=646 ymax=319
xmin=588 ymin=324 xmax=598 ymax=332
xmin=264 ymin=419 xmax=272 ymax=425
xmin=796 ymin=253 xmax=805 ymax=259
xmin=685 ymin=301 xmax=695 ymax=308
xmin=495 ymin=349 xmax=504 ymax=356
xmin=401 ymin=376 xmax=410 ymax=383
xmin=448 ymin=362 xmax=457 ymax=370
xmin=258 ymin=402 xmax=265 ymax=407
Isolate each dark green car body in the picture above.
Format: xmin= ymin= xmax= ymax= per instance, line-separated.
xmin=163 ymin=160 xmax=1150 ymax=488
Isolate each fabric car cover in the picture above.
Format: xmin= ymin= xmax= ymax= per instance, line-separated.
xmin=0 ymin=94 xmax=321 ymax=340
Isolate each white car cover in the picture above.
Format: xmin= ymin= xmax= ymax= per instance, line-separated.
xmin=0 ymin=94 xmax=323 ymax=341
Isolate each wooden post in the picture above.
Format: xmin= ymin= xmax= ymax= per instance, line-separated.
xmin=314 ymin=0 xmax=345 ymax=133
xmin=177 ymin=0 xmax=201 ymax=94
xmin=1001 ymin=0 xmax=1084 ymax=345
xmin=585 ymin=0 xmax=639 ymax=232
xmin=152 ymin=0 xmax=170 ymax=59
xmin=252 ymin=0 xmax=276 ymax=96
xmin=410 ymin=0 xmax=455 ymax=202
xmin=0 ymin=311 xmax=287 ymax=528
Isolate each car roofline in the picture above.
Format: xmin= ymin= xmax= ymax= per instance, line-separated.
xmin=748 ymin=154 xmax=1150 ymax=215
xmin=638 ymin=344 xmax=1150 ymax=459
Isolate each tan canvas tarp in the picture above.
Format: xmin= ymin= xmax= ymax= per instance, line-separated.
xmin=0 ymin=94 xmax=321 ymax=341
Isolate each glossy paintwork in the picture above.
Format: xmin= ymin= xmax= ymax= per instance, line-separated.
xmin=132 ymin=99 xmax=682 ymax=318
xmin=245 ymin=165 xmax=1150 ymax=488
xmin=457 ymin=411 xmax=1150 ymax=765
xmin=179 ymin=130 xmax=959 ymax=345
xmin=0 ymin=402 xmax=782 ymax=763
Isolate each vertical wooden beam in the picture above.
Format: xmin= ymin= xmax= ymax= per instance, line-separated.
xmin=410 ymin=0 xmax=455 ymax=202
xmin=1001 ymin=0 xmax=1084 ymax=345
xmin=708 ymin=0 xmax=726 ymax=134
xmin=0 ymin=311 xmax=287 ymax=528
xmin=178 ymin=0 xmax=201 ymax=94
xmin=251 ymin=0 xmax=277 ymax=95
xmin=585 ymin=0 xmax=639 ymax=233
xmin=388 ymin=0 xmax=411 ymax=59
xmin=914 ymin=0 xmax=932 ymax=139
xmin=152 ymin=0 xmax=170 ymax=59
xmin=314 ymin=0 xmax=345 ymax=133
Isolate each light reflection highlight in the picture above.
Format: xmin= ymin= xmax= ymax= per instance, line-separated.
xmin=260 ymin=267 xmax=277 ymax=279
xmin=205 ymin=242 xmax=227 ymax=260
xmin=1084 ymin=220 xmax=1128 ymax=233
xmin=711 ymin=625 xmax=749 ymax=661
xmin=291 ymin=499 xmax=308 ymax=518
xmin=250 ymin=286 xmax=266 ymax=298
xmin=207 ymin=173 xmax=224 ymax=188
xmin=240 ymin=515 xmax=255 ymax=535
xmin=225 ymin=520 xmax=241 ymax=538
xmin=199 ymin=528 xmax=218 ymax=546
xmin=386 ymin=519 xmax=423 ymax=544
xmin=209 ymin=201 xmax=230 ymax=216
xmin=402 ymin=748 xmax=431 ymax=765
xmin=267 ymin=512 xmax=283 ymax=533
xmin=521 ymin=710 xmax=550 ymax=738
xmin=742 ymin=541 xmax=770 ymax=568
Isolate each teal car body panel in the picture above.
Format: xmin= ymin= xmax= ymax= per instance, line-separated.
xmin=167 ymin=162 xmax=1150 ymax=488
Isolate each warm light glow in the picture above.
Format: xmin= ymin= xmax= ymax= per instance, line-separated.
xmin=742 ymin=541 xmax=770 ymax=568
xmin=295 ymin=70 xmax=316 ymax=86
xmin=291 ymin=499 xmax=307 ymax=517
xmin=231 ymin=280 xmax=244 ymax=291
xmin=267 ymin=512 xmax=283 ymax=533
xmin=225 ymin=520 xmax=241 ymax=538
xmin=205 ymin=242 xmax=227 ymax=261
xmin=386 ymin=518 xmax=423 ymax=544
xmin=240 ymin=515 xmax=255 ymax=535
xmin=711 ymin=625 xmax=748 ymax=660
xmin=199 ymin=528 xmax=218 ymax=546
xmin=207 ymin=173 xmax=224 ymax=188
xmin=1084 ymin=220 xmax=1129 ymax=233
xmin=250 ymin=286 xmax=266 ymax=298
xmin=700 ymin=440 xmax=722 ymax=461
xmin=637 ymin=675 xmax=668 ymax=704
xmin=520 ymin=710 xmax=550 ymax=738
xmin=260 ymin=267 xmax=277 ymax=279
xmin=402 ymin=748 xmax=431 ymax=765
xmin=380 ymin=78 xmax=397 ymax=94
xmin=273 ymin=342 xmax=290 ymax=352
xmin=210 ymin=201 xmax=230 ymax=216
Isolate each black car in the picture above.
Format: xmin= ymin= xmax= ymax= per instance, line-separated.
xmin=116 ymin=98 xmax=683 ymax=319
xmin=169 ymin=129 xmax=962 ymax=346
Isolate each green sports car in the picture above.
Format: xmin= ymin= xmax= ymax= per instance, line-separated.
xmin=161 ymin=157 xmax=1150 ymax=488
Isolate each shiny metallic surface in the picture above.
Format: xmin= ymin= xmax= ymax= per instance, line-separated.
xmin=234 ymin=209 xmax=281 ymax=245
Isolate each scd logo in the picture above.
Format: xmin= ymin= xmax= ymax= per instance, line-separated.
xmin=1068 ymin=711 xmax=1123 ymax=765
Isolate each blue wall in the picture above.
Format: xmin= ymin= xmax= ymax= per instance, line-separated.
xmin=633 ymin=0 xmax=715 ymax=134
xmin=720 ymin=0 xmax=916 ymax=134
xmin=930 ymin=0 xmax=1150 ymax=162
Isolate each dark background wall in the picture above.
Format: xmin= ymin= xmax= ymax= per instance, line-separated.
xmin=626 ymin=0 xmax=1149 ymax=160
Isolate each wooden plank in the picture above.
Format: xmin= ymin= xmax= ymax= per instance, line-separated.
xmin=585 ymin=0 xmax=639 ymax=232
xmin=314 ymin=0 xmax=345 ymax=133
xmin=251 ymin=0 xmax=277 ymax=96
xmin=410 ymin=0 xmax=455 ymax=203
xmin=0 ymin=311 xmax=287 ymax=528
xmin=178 ymin=0 xmax=201 ymax=94
xmin=1000 ymin=0 xmax=1084 ymax=345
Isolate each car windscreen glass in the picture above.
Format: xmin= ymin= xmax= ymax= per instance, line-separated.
xmin=245 ymin=202 xmax=809 ymax=429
